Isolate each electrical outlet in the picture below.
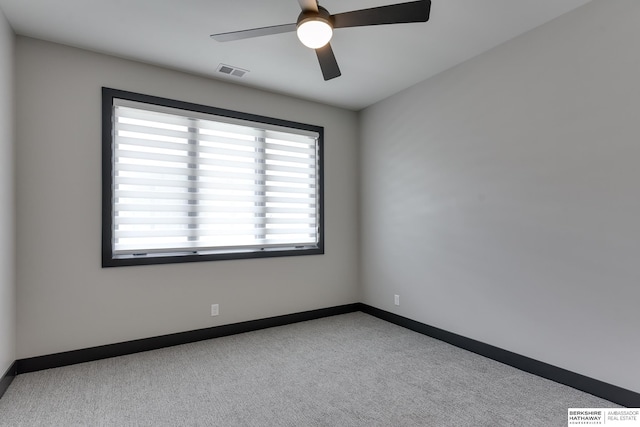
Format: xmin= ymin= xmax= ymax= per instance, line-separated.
xmin=211 ymin=304 xmax=219 ymax=316
xmin=394 ymin=295 xmax=400 ymax=306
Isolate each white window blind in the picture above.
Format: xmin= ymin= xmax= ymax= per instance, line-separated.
xmin=111 ymin=99 xmax=321 ymax=258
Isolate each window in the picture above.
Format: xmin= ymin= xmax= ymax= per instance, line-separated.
xmin=102 ymin=88 xmax=323 ymax=267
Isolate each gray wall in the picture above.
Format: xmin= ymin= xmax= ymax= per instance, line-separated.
xmin=360 ymin=0 xmax=640 ymax=393
xmin=15 ymin=37 xmax=359 ymax=359
xmin=0 ymin=7 xmax=15 ymax=376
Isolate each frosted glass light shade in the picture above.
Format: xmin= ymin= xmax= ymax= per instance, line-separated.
xmin=297 ymin=19 xmax=333 ymax=49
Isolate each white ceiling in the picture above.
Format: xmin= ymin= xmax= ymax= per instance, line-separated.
xmin=0 ymin=0 xmax=591 ymax=110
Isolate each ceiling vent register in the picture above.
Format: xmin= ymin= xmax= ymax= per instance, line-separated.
xmin=216 ymin=64 xmax=249 ymax=78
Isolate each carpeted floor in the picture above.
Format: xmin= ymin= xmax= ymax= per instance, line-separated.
xmin=0 ymin=312 xmax=618 ymax=426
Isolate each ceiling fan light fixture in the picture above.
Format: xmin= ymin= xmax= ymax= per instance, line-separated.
xmin=211 ymin=0 xmax=432 ymax=80
xmin=297 ymin=17 xmax=333 ymax=49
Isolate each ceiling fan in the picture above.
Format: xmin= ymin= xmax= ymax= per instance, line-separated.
xmin=210 ymin=0 xmax=431 ymax=81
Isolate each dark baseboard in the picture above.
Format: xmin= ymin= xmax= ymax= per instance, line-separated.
xmin=9 ymin=302 xmax=639 ymax=408
xmin=358 ymin=303 xmax=640 ymax=408
xmin=17 ymin=303 xmax=360 ymax=374
xmin=0 ymin=361 xmax=17 ymax=399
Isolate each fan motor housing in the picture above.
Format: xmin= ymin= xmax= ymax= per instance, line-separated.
xmin=297 ymin=6 xmax=334 ymax=28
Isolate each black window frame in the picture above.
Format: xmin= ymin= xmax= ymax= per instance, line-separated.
xmin=102 ymin=87 xmax=324 ymax=267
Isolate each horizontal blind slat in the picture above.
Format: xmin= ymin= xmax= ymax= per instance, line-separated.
xmin=116 ymin=150 xmax=316 ymax=175
xmin=115 ymin=163 xmax=317 ymax=185
xmin=115 ymin=177 xmax=316 ymax=195
xmin=114 ymin=241 xmax=318 ymax=255
xmin=116 ymin=228 xmax=317 ymax=239
xmin=116 ymin=190 xmax=316 ymax=205
xmin=115 ymin=204 xmax=317 ymax=214
xmin=115 ymin=217 xmax=316 ymax=225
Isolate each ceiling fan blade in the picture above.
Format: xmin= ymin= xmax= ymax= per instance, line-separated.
xmin=315 ymin=43 xmax=341 ymax=81
xmin=332 ymin=0 xmax=430 ymax=29
xmin=211 ymin=23 xmax=297 ymax=42
xmin=297 ymin=0 xmax=318 ymax=12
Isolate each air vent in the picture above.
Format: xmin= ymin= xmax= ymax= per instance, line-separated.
xmin=217 ymin=64 xmax=249 ymax=78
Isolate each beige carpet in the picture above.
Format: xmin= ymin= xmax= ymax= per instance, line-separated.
xmin=0 ymin=312 xmax=618 ymax=426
